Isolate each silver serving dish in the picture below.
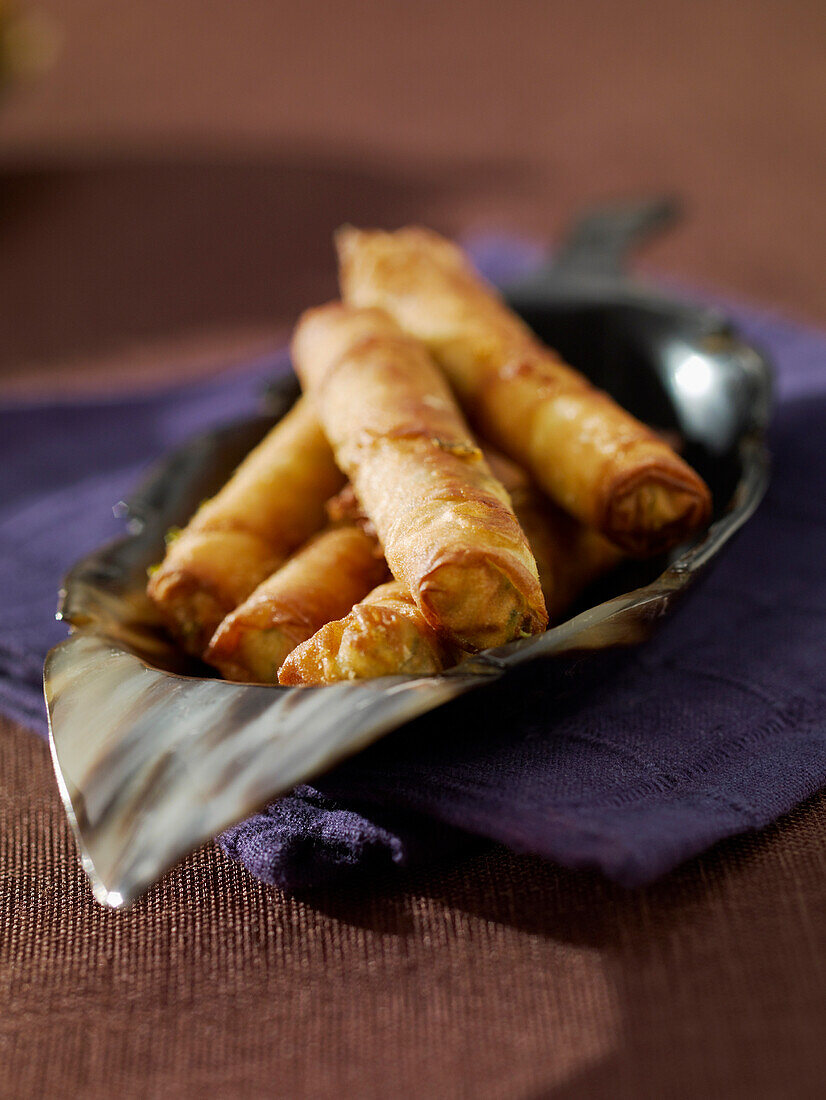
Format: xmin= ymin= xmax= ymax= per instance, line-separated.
xmin=44 ymin=200 xmax=772 ymax=906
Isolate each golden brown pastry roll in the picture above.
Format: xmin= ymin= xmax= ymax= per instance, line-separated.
xmin=336 ymin=226 xmax=711 ymax=557
xmin=147 ymin=397 xmax=345 ymax=655
xmin=485 ymin=450 xmax=623 ymax=622
xmin=335 ymin=461 xmax=623 ymax=626
xmin=291 ymin=303 xmax=547 ymax=651
xmin=204 ymin=524 xmax=388 ymax=683
xmin=278 ymin=580 xmax=454 ymax=685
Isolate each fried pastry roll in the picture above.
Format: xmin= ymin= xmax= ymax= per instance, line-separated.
xmin=485 ymin=451 xmax=623 ymax=622
xmin=334 ymin=460 xmax=623 ymax=626
xmin=336 ymin=226 xmax=711 ymax=557
xmin=147 ymin=397 xmax=345 ymax=655
xmin=292 ymin=303 xmax=547 ymax=651
xmin=278 ymin=580 xmax=454 ymax=684
xmin=204 ymin=524 xmax=388 ymax=682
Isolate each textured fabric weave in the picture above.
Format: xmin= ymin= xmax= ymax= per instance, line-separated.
xmin=2 ymin=239 xmax=825 ymax=889
xmin=4 ymin=712 xmax=826 ymax=1100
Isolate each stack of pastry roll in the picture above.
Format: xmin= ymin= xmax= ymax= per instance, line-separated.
xmin=147 ymin=397 xmax=344 ymax=655
xmin=205 ymin=524 xmax=388 ymax=682
xmin=290 ymin=303 xmax=547 ymax=653
xmin=279 ymin=461 xmax=623 ymax=685
xmin=147 ymin=226 xmax=712 ymax=685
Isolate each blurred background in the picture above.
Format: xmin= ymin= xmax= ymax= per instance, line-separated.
xmin=1 ymin=0 xmax=824 ymax=392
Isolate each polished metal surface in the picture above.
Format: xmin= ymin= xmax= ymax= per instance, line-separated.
xmin=44 ymin=201 xmax=773 ymax=906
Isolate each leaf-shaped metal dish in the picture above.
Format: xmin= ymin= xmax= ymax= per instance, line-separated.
xmin=44 ymin=200 xmax=772 ymax=906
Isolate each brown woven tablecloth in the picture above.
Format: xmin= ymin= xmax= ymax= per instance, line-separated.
xmin=4 ymin=716 xmax=826 ymax=1098
xmin=2 ymin=3 xmax=825 ymax=1096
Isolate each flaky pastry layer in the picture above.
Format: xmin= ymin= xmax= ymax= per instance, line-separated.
xmin=278 ymin=580 xmax=453 ymax=684
xmin=147 ymin=397 xmax=344 ymax=654
xmin=204 ymin=524 xmax=387 ymax=682
xmin=292 ymin=303 xmax=547 ymax=651
xmin=336 ymin=226 xmax=711 ymax=556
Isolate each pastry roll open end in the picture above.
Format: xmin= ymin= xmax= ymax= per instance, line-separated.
xmin=278 ymin=581 xmax=454 ymax=685
xmin=601 ymin=460 xmax=712 ymax=557
xmin=204 ymin=524 xmax=387 ymax=683
xmin=418 ymin=556 xmax=538 ymax=651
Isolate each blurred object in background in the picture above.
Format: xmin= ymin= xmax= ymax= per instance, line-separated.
xmin=0 ymin=149 xmax=538 ymax=387
xmin=0 ymin=1 xmax=59 ymax=93
xmin=0 ymin=0 xmax=824 ymax=394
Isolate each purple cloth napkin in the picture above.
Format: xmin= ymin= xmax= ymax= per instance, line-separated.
xmin=2 ymin=237 xmax=826 ymax=889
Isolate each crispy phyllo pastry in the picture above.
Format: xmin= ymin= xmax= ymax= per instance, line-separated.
xmin=336 ymin=226 xmax=711 ymax=557
xmin=278 ymin=580 xmax=454 ymax=684
xmin=204 ymin=524 xmax=387 ymax=683
xmin=147 ymin=397 xmax=345 ymax=655
xmin=326 ymin=482 xmax=377 ymax=536
xmin=336 ymin=459 xmax=623 ymax=627
xmin=485 ymin=451 xmax=623 ymax=622
xmin=291 ymin=303 xmax=547 ymax=651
